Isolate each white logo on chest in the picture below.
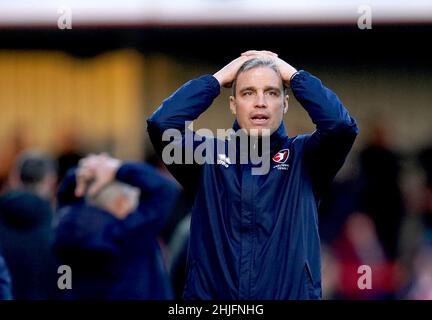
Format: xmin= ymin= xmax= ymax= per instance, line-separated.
xmin=217 ymin=154 xmax=231 ymax=168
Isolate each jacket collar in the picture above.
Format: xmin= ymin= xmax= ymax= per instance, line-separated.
xmin=231 ymin=120 xmax=288 ymax=152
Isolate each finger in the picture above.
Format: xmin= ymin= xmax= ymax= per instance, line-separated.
xmin=75 ymin=174 xmax=89 ymax=197
xmin=78 ymin=157 xmax=89 ymax=168
xmin=75 ymin=166 xmax=95 ymax=197
xmin=80 ymin=153 xmax=96 ymax=162
xmin=75 ymin=181 xmax=86 ymax=197
xmin=241 ymin=50 xmax=260 ymax=56
xmin=79 ymin=154 xmax=97 ymax=169
xmin=235 ymin=54 xmax=256 ymax=62
xmin=262 ymin=50 xmax=278 ymax=57
xmin=241 ymin=50 xmax=277 ymax=57
xmin=82 ymin=156 xmax=100 ymax=171
xmin=238 ymin=55 xmax=257 ymax=63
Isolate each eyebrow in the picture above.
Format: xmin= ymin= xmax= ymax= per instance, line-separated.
xmin=238 ymin=86 xmax=281 ymax=94
xmin=263 ymin=86 xmax=282 ymax=92
xmin=239 ymin=86 xmax=256 ymax=94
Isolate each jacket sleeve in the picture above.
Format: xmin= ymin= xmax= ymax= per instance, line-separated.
xmin=115 ymin=162 xmax=181 ymax=236
xmin=290 ymin=71 xmax=359 ymax=198
xmin=147 ymin=75 xmax=221 ymax=192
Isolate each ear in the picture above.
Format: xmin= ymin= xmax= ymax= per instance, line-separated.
xmin=283 ymin=94 xmax=289 ymax=114
xmin=39 ymin=173 xmax=57 ymax=198
xmin=112 ymin=195 xmax=129 ymax=219
xmin=229 ymin=96 xmax=237 ymax=115
xmin=8 ymin=168 xmax=21 ymax=189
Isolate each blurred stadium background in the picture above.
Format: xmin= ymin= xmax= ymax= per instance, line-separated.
xmin=0 ymin=0 xmax=432 ymax=299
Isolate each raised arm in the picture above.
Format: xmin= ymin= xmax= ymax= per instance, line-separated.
xmin=74 ymin=154 xmax=181 ymax=235
xmin=115 ymin=161 xmax=181 ymax=234
xmin=290 ymin=71 xmax=358 ymax=197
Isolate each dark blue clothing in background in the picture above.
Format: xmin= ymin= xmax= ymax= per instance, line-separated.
xmin=54 ymin=162 xmax=180 ymax=299
xmin=148 ymin=71 xmax=358 ymax=299
xmin=0 ymin=190 xmax=57 ymax=300
xmin=0 ymin=254 xmax=12 ymax=300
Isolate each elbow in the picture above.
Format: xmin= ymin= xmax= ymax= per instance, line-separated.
xmin=146 ymin=103 xmax=169 ymax=132
xmin=316 ymin=116 xmax=359 ymax=144
xmin=146 ymin=115 xmax=166 ymax=140
xmin=163 ymin=181 xmax=182 ymax=201
xmin=147 ymin=111 xmax=175 ymax=135
xmin=146 ymin=113 xmax=161 ymax=131
xmin=330 ymin=116 xmax=359 ymax=136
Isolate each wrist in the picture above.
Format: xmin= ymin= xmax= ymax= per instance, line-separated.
xmin=111 ymin=160 xmax=122 ymax=180
xmin=282 ymin=67 xmax=298 ymax=85
xmin=212 ymin=72 xmax=224 ymax=87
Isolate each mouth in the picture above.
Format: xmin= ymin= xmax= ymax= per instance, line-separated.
xmin=250 ymin=113 xmax=270 ymax=125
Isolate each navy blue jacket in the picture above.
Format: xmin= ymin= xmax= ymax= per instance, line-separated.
xmin=54 ymin=162 xmax=180 ymax=300
xmin=147 ymin=71 xmax=358 ymax=299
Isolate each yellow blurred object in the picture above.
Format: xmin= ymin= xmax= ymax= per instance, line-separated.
xmin=0 ymin=49 xmax=144 ymax=160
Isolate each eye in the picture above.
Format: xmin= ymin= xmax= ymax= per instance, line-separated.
xmin=267 ymin=91 xmax=279 ymax=96
xmin=243 ymin=91 xmax=253 ymax=96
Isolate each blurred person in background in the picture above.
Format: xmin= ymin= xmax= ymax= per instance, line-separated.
xmin=145 ymin=152 xmax=191 ymax=248
xmin=145 ymin=151 xmax=192 ymax=299
xmin=333 ymin=212 xmax=398 ymax=299
xmin=53 ymin=153 xmax=180 ymax=299
xmin=167 ymin=212 xmax=192 ymax=300
xmin=0 ymin=150 xmax=58 ymax=299
xmin=320 ymin=244 xmax=342 ymax=300
xmin=417 ymin=145 xmax=432 ymax=243
xmin=55 ymin=129 xmax=85 ymax=185
xmin=0 ymin=129 xmax=30 ymax=194
xmin=357 ymin=121 xmax=406 ymax=262
xmin=0 ymin=253 xmax=13 ymax=300
xmin=397 ymin=144 xmax=432 ymax=298
xmin=402 ymin=244 xmax=432 ymax=299
xmin=321 ymin=121 xmax=406 ymax=299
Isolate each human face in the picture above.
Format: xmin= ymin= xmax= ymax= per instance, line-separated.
xmin=230 ymin=66 xmax=288 ymax=136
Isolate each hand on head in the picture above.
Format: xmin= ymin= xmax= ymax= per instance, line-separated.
xmin=75 ymin=153 xmax=121 ymax=198
xmin=213 ymin=50 xmax=297 ymax=89
xmin=241 ymin=50 xmax=278 ymax=58
xmin=242 ymin=50 xmax=298 ymax=86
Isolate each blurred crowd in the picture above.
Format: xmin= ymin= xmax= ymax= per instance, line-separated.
xmin=0 ymin=121 xmax=432 ymax=300
xmin=319 ymin=123 xmax=432 ymax=299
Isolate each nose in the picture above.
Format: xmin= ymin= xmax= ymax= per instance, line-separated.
xmin=254 ymin=92 xmax=267 ymax=108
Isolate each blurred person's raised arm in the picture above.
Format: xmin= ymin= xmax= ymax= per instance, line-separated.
xmin=115 ymin=162 xmax=181 ymax=235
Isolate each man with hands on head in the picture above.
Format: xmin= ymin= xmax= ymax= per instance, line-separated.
xmin=148 ymin=50 xmax=358 ymax=299
xmin=54 ymin=153 xmax=180 ymax=300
